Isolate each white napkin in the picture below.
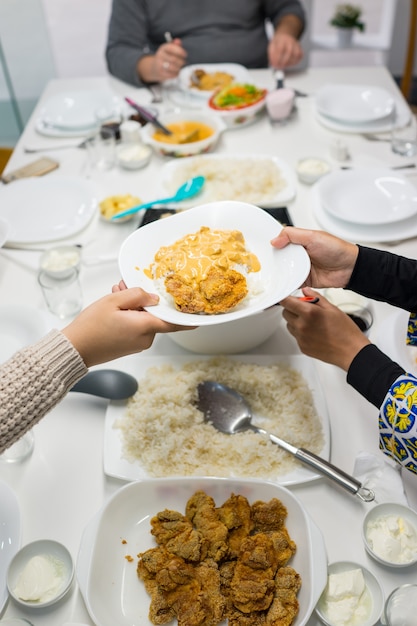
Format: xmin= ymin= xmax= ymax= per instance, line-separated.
xmin=354 ymin=451 xmax=409 ymax=505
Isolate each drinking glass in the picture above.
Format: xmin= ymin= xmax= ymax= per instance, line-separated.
xmin=38 ymin=267 xmax=83 ymax=319
xmin=0 ymin=431 xmax=34 ymax=463
xmin=391 ymin=116 xmax=417 ymax=157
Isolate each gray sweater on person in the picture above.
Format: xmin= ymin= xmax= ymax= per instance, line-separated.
xmin=106 ymin=0 xmax=306 ymax=86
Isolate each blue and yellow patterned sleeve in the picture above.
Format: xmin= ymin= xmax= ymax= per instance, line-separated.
xmin=379 ymin=373 xmax=417 ymax=474
xmin=406 ymin=312 xmax=417 ymax=346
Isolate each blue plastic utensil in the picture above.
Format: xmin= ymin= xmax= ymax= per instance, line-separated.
xmin=112 ymin=175 xmax=205 ymax=220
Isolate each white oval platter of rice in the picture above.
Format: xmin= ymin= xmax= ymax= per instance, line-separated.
xmin=103 ymin=354 xmax=330 ymax=487
xmin=160 ymin=154 xmax=297 ymax=207
xmin=118 ymin=201 xmax=310 ymax=326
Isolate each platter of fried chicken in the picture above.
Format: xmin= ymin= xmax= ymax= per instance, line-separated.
xmin=76 ymin=477 xmax=327 ymax=626
xmin=118 ymin=201 xmax=310 ymax=325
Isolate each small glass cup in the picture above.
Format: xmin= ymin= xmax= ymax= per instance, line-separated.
xmin=85 ymin=126 xmax=116 ymax=171
xmin=381 ymin=584 xmax=417 ymax=625
xmin=38 ymin=267 xmax=83 ymax=319
xmin=391 ymin=116 xmax=417 ymax=157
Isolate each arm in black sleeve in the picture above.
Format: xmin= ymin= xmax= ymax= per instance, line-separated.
xmin=347 ymin=344 xmax=405 ymax=407
xmin=347 ymin=246 xmax=417 ymax=312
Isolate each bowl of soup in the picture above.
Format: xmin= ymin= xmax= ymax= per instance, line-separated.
xmin=141 ymin=112 xmax=226 ymax=157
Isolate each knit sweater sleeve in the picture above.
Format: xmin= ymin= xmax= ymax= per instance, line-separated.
xmin=0 ymin=329 xmax=88 ymax=453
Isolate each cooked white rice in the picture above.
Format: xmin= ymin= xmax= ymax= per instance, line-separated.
xmin=115 ymin=357 xmax=324 ymax=479
xmin=166 ymin=157 xmax=287 ymax=205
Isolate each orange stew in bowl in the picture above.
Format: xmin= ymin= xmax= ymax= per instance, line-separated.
xmin=209 ymin=83 xmax=267 ymax=110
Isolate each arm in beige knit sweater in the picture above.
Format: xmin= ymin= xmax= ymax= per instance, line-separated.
xmin=0 ymin=287 xmax=190 ymax=453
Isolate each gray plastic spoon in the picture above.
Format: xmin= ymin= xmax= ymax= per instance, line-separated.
xmin=70 ymin=369 xmax=138 ymax=400
xmin=196 ymin=380 xmax=374 ymax=502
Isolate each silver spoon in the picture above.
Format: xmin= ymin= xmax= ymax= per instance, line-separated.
xmin=70 ymin=369 xmax=138 ymax=400
xmin=196 ymin=381 xmax=374 ymax=502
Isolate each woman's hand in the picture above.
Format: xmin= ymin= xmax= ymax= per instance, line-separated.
xmin=280 ymin=288 xmax=370 ymax=371
xmin=62 ymin=287 xmax=190 ymax=367
xmin=271 ymin=226 xmax=359 ymax=289
xmin=137 ymin=39 xmax=187 ymax=83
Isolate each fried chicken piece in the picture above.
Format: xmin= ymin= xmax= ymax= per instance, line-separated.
xmin=230 ymin=534 xmax=279 ymax=613
xmin=266 ymin=566 xmax=301 ymax=626
xmin=200 ymin=266 xmax=248 ymax=314
xmin=150 ymin=509 xmax=206 ymax=562
xmin=165 ymin=266 xmax=248 ymax=314
xmin=164 ymin=274 xmax=207 ymax=314
xmin=251 ymin=499 xmax=288 ymax=533
xmin=185 ymin=491 xmax=229 ymax=562
xmin=217 ymin=493 xmax=254 ymax=558
xmin=267 ymin=528 xmax=297 ymax=568
xmin=137 ymin=547 xmax=183 ymax=624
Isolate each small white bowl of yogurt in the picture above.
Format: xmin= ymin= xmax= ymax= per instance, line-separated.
xmin=7 ymin=539 xmax=74 ymax=609
xmin=296 ymin=157 xmax=331 ymax=184
xmin=315 ymin=560 xmax=384 ymax=626
xmin=362 ymin=502 xmax=417 ymax=567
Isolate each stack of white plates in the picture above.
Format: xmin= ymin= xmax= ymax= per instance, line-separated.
xmin=312 ymin=168 xmax=417 ymax=242
xmin=314 ymin=83 xmax=411 ymax=133
xmin=35 ymin=90 xmax=123 ymax=138
xmin=166 ymin=62 xmax=252 ymax=109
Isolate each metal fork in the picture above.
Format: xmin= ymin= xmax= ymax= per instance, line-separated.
xmin=24 ymin=139 xmax=88 ymax=153
xmin=362 ymin=133 xmax=391 ymax=142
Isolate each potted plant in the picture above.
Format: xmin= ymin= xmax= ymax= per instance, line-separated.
xmin=330 ymin=4 xmax=365 ymax=47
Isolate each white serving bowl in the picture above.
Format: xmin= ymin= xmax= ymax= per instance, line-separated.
xmin=207 ymin=85 xmax=267 ymax=129
xmin=76 ymin=477 xmax=327 ymax=626
xmin=362 ymin=502 xmax=417 ymax=567
xmin=141 ymin=111 xmax=225 ymax=157
xmin=7 ymin=539 xmax=74 ymax=609
xmin=168 ymin=305 xmax=281 ymax=353
xmin=315 ymin=561 xmax=384 ymax=626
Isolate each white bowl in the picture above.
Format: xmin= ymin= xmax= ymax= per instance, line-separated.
xmin=40 ymin=245 xmax=81 ymax=279
xmin=296 ymin=157 xmax=331 ymax=185
xmin=168 ymin=305 xmax=281 ymax=353
xmin=207 ymin=86 xmax=267 ymax=129
xmin=76 ymin=477 xmax=327 ymax=626
xmin=7 ymin=539 xmax=74 ymax=609
xmin=116 ymin=143 xmax=152 ymax=170
xmin=315 ymin=561 xmax=384 ymax=626
xmin=362 ymin=502 xmax=417 ymax=567
xmin=141 ymin=111 xmax=225 ymax=157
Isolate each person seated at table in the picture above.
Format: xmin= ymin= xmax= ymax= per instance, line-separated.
xmin=105 ymin=0 xmax=305 ymax=86
xmin=0 ymin=285 xmax=188 ymax=454
xmin=272 ymin=226 xmax=417 ymax=476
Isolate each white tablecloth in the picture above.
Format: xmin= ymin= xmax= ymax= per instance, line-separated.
xmin=1 ymin=66 xmax=416 ymax=626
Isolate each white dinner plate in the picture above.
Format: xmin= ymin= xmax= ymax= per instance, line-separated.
xmin=35 ymin=117 xmax=92 ymax=138
xmin=315 ymin=94 xmax=411 ymax=134
xmin=0 ymin=176 xmax=98 ymax=245
xmin=0 ymin=305 xmax=52 ymax=363
xmin=0 ymin=482 xmax=21 ymax=614
xmin=76 ymin=477 xmax=327 ymax=626
xmin=312 ymin=186 xmax=417 ymax=243
xmin=161 ymin=154 xmax=297 ymax=208
xmin=0 ymin=217 xmax=10 ymax=248
xmin=318 ymin=169 xmax=417 ymax=226
xmin=118 ymin=201 xmax=310 ymax=326
xmin=315 ymin=84 xmax=395 ymax=124
xmin=38 ymin=90 xmax=122 ymax=130
xmin=377 ymin=308 xmax=417 ymax=377
xmin=178 ymin=63 xmax=252 ymax=100
xmin=103 ymin=354 xmax=331 ymax=486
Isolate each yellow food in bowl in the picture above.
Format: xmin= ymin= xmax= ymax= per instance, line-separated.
xmin=99 ymin=194 xmax=141 ymax=221
xmin=190 ymin=69 xmax=234 ymax=91
xmin=152 ymin=121 xmax=214 ymax=145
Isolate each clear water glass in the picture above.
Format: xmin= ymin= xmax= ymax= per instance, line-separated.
xmin=391 ymin=116 xmax=417 ymax=157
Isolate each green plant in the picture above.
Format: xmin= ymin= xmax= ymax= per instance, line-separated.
xmin=330 ymin=4 xmax=365 ymax=31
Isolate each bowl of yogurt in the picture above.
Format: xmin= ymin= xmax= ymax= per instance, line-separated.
xmin=40 ymin=245 xmax=81 ymax=279
xmin=315 ymin=560 xmax=384 ymax=626
xmin=362 ymin=502 xmax=417 ymax=567
xmin=7 ymin=539 xmax=74 ymax=609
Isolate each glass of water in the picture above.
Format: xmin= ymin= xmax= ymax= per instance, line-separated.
xmin=391 ymin=115 xmax=417 ymax=157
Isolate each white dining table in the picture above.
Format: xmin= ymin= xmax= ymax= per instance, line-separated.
xmin=0 ymin=65 xmax=416 ymax=626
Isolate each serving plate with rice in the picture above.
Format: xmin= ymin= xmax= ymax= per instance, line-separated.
xmin=103 ymin=354 xmax=331 ymax=486
xmin=160 ymin=154 xmax=297 ymax=208
xmin=118 ymin=201 xmax=309 ymax=326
